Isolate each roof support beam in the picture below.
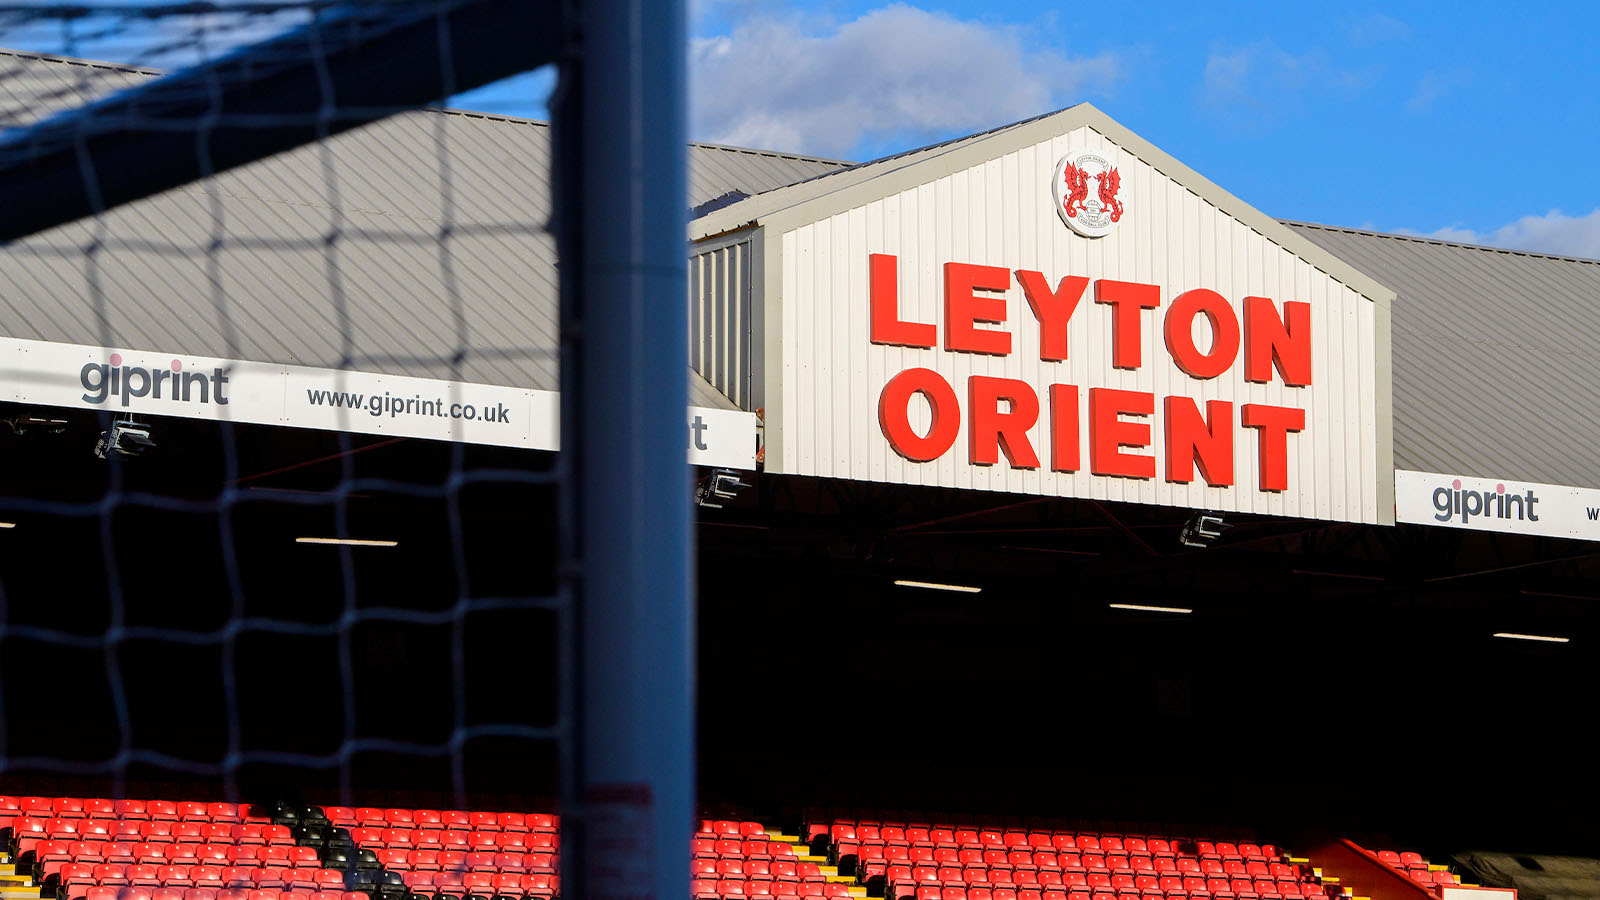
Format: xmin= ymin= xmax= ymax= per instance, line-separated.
xmin=0 ymin=0 xmax=560 ymax=243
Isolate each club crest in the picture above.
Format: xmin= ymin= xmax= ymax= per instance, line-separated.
xmin=1052 ymin=149 xmax=1125 ymax=238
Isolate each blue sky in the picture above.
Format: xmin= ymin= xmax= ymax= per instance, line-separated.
xmin=7 ymin=1 xmax=1597 ymax=257
xmin=456 ymin=0 xmax=1600 ymax=258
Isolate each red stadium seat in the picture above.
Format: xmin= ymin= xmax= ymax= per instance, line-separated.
xmin=411 ymin=829 xmax=443 ymax=850
xmin=1400 ymin=854 xmax=1425 ymax=869
xmin=748 ymin=880 xmax=777 ymax=897
xmin=719 ymin=880 xmax=748 ymax=896
xmin=263 ymin=827 xmax=292 ymax=847
xmin=158 ymin=868 xmax=195 ymax=889
xmin=189 ymin=868 xmax=224 ymax=889
xmin=207 ymin=806 xmax=241 ymax=824
xmin=94 ymin=865 xmax=131 ymax=886
xmin=527 ymin=814 xmax=557 ymax=833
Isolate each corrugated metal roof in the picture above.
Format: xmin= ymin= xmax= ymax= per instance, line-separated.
xmin=6 ymin=49 xmax=1599 ymax=485
xmin=1287 ymin=221 xmax=1600 ymax=487
xmin=691 ymin=106 xmax=1070 ymax=238
xmin=0 ymin=49 xmax=846 ymax=413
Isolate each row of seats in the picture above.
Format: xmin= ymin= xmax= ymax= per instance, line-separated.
xmin=877 ymin=869 xmax=1325 ymax=895
xmin=1 ymin=801 xmax=262 ymax=827
xmin=84 ymin=890 xmax=366 ymax=900
xmin=802 ymin=811 xmax=1249 ymax=840
xmin=34 ymin=842 xmax=321 ymax=869
xmin=692 ymin=879 xmax=853 ymax=899
xmin=54 ymin=864 xmax=352 ymax=899
xmin=691 ymin=860 xmax=829 ymax=882
xmin=318 ymin=813 xmax=556 ymax=835
xmin=880 ymin=869 xmax=1319 ymax=892
xmin=373 ymin=851 xmax=556 ymax=874
xmin=694 ymin=841 xmax=801 ymax=860
xmin=394 ymin=873 xmax=558 ymax=894
xmin=699 ymin=823 xmax=772 ymax=840
xmin=78 ymin=890 xmax=554 ymax=900
xmin=826 ymin=828 xmax=1276 ymax=861
xmin=16 ymin=823 xmax=297 ymax=846
xmin=334 ymin=831 xmax=557 ymax=853
xmin=858 ymin=849 xmax=1296 ymax=877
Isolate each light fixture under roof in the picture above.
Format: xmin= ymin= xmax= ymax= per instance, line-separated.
xmin=1492 ymin=632 xmax=1570 ymax=643
xmin=0 ymin=522 xmax=15 ymax=529
xmin=294 ymin=537 xmax=398 ymax=547
xmin=1109 ymin=602 xmax=1193 ymax=614
xmin=893 ymin=579 xmax=982 ymax=594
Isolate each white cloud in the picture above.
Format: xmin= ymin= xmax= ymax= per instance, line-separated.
xmin=1346 ymin=13 xmax=1410 ymax=47
xmin=1404 ymin=209 xmax=1600 ymax=260
xmin=1407 ymin=69 xmax=1468 ymax=112
xmin=690 ymin=4 xmax=1121 ymax=158
xmin=1199 ymin=41 xmax=1371 ymax=123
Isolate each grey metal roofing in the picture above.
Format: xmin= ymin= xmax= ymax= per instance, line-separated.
xmin=1288 ymin=221 xmax=1600 ymax=487
xmin=0 ymin=48 xmax=847 ymax=412
xmin=3 ymin=49 xmax=1599 ymax=487
xmin=691 ymin=105 xmax=1070 ymax=239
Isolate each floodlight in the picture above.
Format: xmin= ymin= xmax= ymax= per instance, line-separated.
xmin=1179 ymin=512 xmax=1228 ymax=548
xmin=696 ymin=468 xmax=750 ymax=509
xmin=94 ymin=417 xmax=155 ymax=459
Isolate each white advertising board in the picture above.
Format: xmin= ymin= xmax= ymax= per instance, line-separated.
xmin=1396 ymin=469 xmax=1600 ymax=542
xmin=0 ymin=337 xmax=757 ymax=470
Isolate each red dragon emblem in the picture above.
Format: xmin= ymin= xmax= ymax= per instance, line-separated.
xmin=1096 ymin=167 xmax=1124 ymax=223
xmin=1061 ymin=162 xmax=1091 ymax=218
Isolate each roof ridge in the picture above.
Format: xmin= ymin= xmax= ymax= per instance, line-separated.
xmin=685 ymin=138 xmax=853 ymax=168
xmin=1282 ymin=218 xmax=1600 ymax=267
xmin=0 ymin=47 xmax=163 ymax=78
xmin=744 ymin=104 xmax=1079 ymax=199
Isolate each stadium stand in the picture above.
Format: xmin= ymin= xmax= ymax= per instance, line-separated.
xmin=3 ymin=797 xmax=1405 ymax=900
xmin=799 ymin=813 xmax=1341 ymax=900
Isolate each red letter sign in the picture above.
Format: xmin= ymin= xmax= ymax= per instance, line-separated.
xmin=879 ymin=368 xmax=961 ymax=462
xmin=944 ymin=262 xmax=1012 ymax=356
xmin=1241 ymin=403 xmax=1306 ymax=491
xmin=1016 ymin=270 xmax=1089 ymax=361
xmin=1088 ymin=388 xmax=1156 ymax=479
xmin=1243 ymin=296 xmax=1312 ymax=386
xmin=869 ymin=253 xmax=936 ymax=348
xmin=1094 ymin=280 xmax=1162 ymax=369
xmin=1050 ymin=384 xmax=1080 ymax=473
xmin=968 ymin=376 xmax=1041 ymax=468
xmin=1164 ymin=397 xmax=1234 ymax=486
xmin=1164 ymin=289 xmax=1240 ymax=379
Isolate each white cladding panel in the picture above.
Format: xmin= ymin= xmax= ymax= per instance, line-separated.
xmin=689 ymin=240 xmax=752 ymax=409
xmin=773 ymin=126 xmax=1381 ymax=523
